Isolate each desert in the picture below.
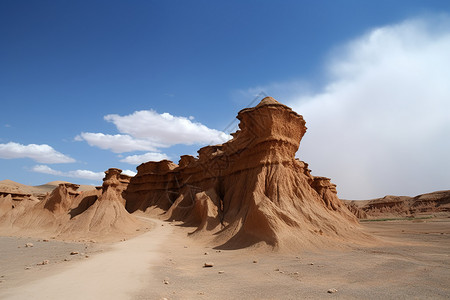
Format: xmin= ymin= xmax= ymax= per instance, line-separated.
xmin=0 ymin=98 xmax=449 ymax=299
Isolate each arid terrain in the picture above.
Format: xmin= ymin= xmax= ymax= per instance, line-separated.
xmin=1 ymin=98 xmax=449 ymax=299
xmin=0 ymin=214 xmax=449 ymax=299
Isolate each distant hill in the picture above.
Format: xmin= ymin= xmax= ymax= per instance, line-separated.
xmin=0 ymin=179 xmax=97 ymax=196
xmin=342 ymin=190 xmax=450 ymax=219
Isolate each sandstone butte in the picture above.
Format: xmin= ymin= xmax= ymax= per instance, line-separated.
xmin=0 ymin=97 xmax=372 ymax=249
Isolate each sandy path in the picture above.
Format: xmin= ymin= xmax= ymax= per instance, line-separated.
xmin=0 ymin=218 xmax=171 ymax=300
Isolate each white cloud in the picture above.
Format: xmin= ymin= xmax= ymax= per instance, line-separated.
xmin=0 ymin=142 xmax=75 ymax=164
xmin=32 ymin=165 xmax=104 ymax=181
xmin=122 ymin=169 xmax=137 ymax=177
xmin=243 ymin=16 xmax=450 ymax=199
xmin=75 ymin=133 xmax=163 ymax=153
xmin=120 ymin=152 xmax=169 ymax=165
xmin=104 ymin=110 xmax=231 ymax=147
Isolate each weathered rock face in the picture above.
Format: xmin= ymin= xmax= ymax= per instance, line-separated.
xmin=0 ymin=170 xmax=145 ymax=241
xmin=42 ymin=183 xmax=81 ymax=214
xmin=124 ymin=97 xmax=367 ymax=249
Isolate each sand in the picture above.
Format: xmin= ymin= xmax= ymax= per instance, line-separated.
xmin=0 ymin=217 xmax=449 ymax=299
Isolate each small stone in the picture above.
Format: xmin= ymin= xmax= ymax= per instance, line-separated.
xmin=25 ymin=243 xmax=33 ymax=247
xmin=218 ymin=270 xmax=225 ymax=274
xmin=293 ymin=272 xmax=299 ymax=275
xmin=38 ymin=260 xmax=49 ymax=265
xmin=163 ymin=279 xmax=169 ymax=284
xmin=327 ymin=288 xmax=338 ymax=294
xmin=184 ymin=246 xmax=188 ymax=248
xmin=197 ymin=292 xmax=204 ymax=295
xmin=25 ymin=267 xmax=31 ymax=270
xmin=274 ymin=268 xmax=280 ymax=271
xmin=85 ymin=255 xmax=89 ymax=258
xmin=203 ymin=262 xmax=214 ymax=268
xmin=204 ymin=252 xmax=209 ymax=255
xmin=253 ymin=260 xmax=258 ymax=263
xmin=70 ymin=251 xmax=79 ymax=255
xmin=216 ymin=250 xmax=221 ymax=253
xmin=309 ymin=263 xmax=314 ymax=265
xmin=64 ymin=258 xmax=69 ymax=262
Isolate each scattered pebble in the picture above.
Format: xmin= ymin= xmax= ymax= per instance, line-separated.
xmin=163 ymin=279 xmax=169 ymax=285
xmin=293 ymin=272 xmax=299 ymax=275
xmin=253 ymin=260 xmax=258 ymax=263
xmin=327 ymin=288 xmax=338 ymax=294
xmin=309 ymin=263 xmax=314 ymax=265
xmin=197 ymin=292 xmax=204 ymax=295
xmin=203 ymin=262 xmax=214 ymax=268
xmin=25 ymin=267 xmax=31 ymax=270
xmin=216 ymin=250 xmax=221 ymax=253
xmin=204 ymin=252 xmax=209 ymax=255
xmin=64 ymin=258 xmax=70 ymax=262
xmin=184 ymin=246 xmax=188 ymax=248
xmin=85 ymin=255 xmax=89 ymax=258
xmin=218 ymin=270 xmax=225 ymax=274
xmin=38 ymin=260 xmax=49 ymax=265
xmin=70 ymin=251 xmax=79 ymax=255
xmin=274 ymin=268 xmax=280 ymax=271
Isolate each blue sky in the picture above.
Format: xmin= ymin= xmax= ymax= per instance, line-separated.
xmin=1 ymin=0 xmax=449 ymax=199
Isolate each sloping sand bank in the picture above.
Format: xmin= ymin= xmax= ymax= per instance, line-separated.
xmin=0 ymin=217 xmax=170 ymax=300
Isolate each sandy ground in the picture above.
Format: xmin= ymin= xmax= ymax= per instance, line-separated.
xmin=1 ymin=218 xmax=449 ymax=299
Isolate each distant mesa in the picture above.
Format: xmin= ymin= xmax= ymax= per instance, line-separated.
xmin=343 ymin=190 xmax=450 ymax=219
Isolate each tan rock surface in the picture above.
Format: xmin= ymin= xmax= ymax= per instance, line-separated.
xmin=124 ymin=97 xmax=370 ymax=250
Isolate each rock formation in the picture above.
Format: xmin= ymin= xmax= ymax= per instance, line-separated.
xmin=0 ymin=97 xmax=375 ymax=248
xmin=123 ymin=97 xmax=367 ymax=249
xmin=0 ymin=172 xmax=146 ymax=241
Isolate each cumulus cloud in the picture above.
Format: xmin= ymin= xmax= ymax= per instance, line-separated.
xmin=75 ymin=133 xmax=162 ymax=153
xmin=104 ymin=110 xmax=231 ymax=147
xmin=0 ymin=142 xmax=75 ymax=164
xmin=32 ymin=165 xmax=104 ymax=181
xmin=244 ymin=16 xmax=450 ymax=199
xmin=122 ymin=169 xmax=137 ymax=177
xmin=77 ymin=110 xmax=231 ymax=168
xmin=120 ymin=152 xmax=169 ymax=165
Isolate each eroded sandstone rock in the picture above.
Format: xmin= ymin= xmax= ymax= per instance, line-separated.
xmin=123 ymin=97 xmax=367 ymax=249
